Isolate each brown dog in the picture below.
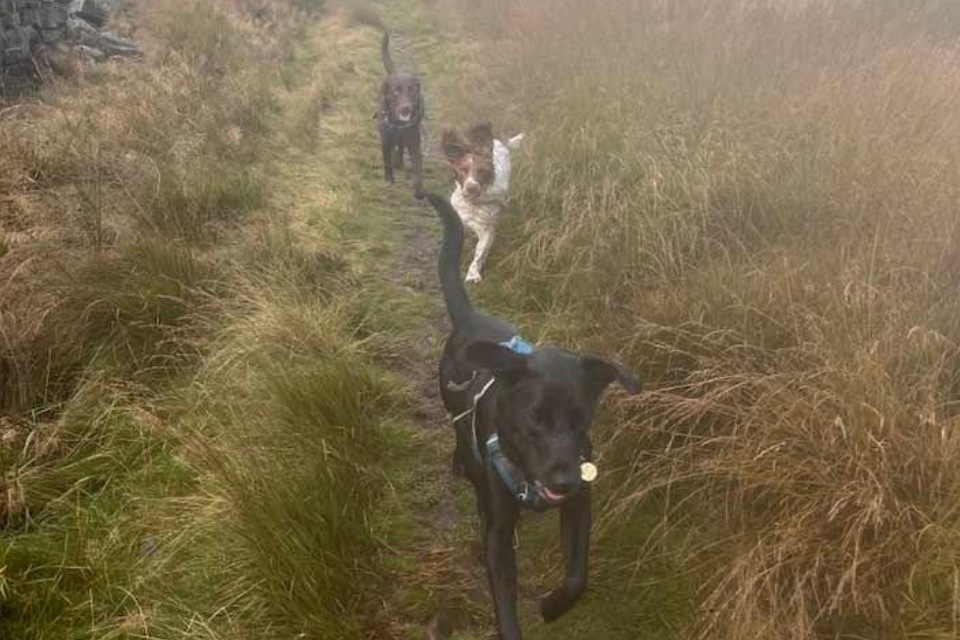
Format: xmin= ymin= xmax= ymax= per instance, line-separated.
xmin=441 ymin=122 xmax=523 ymax=282
xmin=378 ymin=32 xmax=424 ymax=199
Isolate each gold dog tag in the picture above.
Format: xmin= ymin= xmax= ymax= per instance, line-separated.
xmin=580 ymin=462 xmax=598 ymax=483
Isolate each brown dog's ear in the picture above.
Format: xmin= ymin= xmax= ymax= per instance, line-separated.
xmin=468 ymin=121 xmax=494 ymax=152
xmin=581 ymin=356 xmax=642 ymax=398
xmin=441 ymin=128 xmax=468 ymax=163
xmin=463 ymin=340 xmax=529 ymax=375
xmin=380 ymin=79 xmax=392 ymax=117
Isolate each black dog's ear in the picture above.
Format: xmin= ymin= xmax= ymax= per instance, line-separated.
xmin=463 ymin=340 xmax=529 ymax=375
xmin=581 ymin=356 xmax=642 ymax=397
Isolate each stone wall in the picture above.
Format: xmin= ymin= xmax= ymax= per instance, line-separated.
xmin=0 ymin=0 xmax=138 ymax=73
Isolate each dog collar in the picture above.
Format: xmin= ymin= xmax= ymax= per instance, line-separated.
xmin=487 ymin=435 xmax=596 ymax=510
xmin=383 ymin=118 xmax=418 ymax=130
xmin=380 ymin=110 xmax=422 ymax=131
xmin=486 ymin=433 xmax=542 ymax=508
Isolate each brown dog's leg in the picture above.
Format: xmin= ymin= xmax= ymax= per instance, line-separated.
xmin=410 ymin=134 xmax=424 ymax=199
xmin=425 ymin=611 xmax=453 ymax=640
xmin=393 ymin=144 xmax=404 ymax=169
xmin=540 ymin=487 xmax=591 ymax=622
xmin=382 ymin=137 xmax=395 ymax=184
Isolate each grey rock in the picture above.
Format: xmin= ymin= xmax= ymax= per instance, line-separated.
xmin=94 ymin=28 xmax=137 ymax=57
xmin=0 ymin=0 xmax=138 ymax=76
xmin=76 ymin=0 xmax=105 ymax=27
xmin=38 ymin=3 xmax=67 ymax=29
xmin=65 ymin=14 xmax=96 ymax=42
xmin=1 ymin=26 xmax=36 ymax=62
xmin=73 ymin=42 xmax=101 ymax=61
xmin=38 ymin=26 xmax=63 ymax=43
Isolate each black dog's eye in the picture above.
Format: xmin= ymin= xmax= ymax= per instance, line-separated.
xmin=567 ymin=409 xmax=586 ymax=431
xmin=524 ymin=422 xmax=546 ymax=441
xmin=532 ymin=404 xmax=552 ymax=426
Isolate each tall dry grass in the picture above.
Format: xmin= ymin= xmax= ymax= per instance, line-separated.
xmin=0 ymin=0 xmax=300 ymax=414
xmin=445 ymin=0 xmax=960 ymax=637
xmin=0 ymin=2 xmax=404 ymax=638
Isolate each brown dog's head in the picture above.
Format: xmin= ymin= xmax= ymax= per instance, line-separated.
xmin=442 ymin=122 xmax=496 ymax=201
xmin=381 ymin=73 xmax=422 ymax=124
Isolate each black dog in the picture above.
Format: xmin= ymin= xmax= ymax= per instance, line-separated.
xmin=378 ymin=32 xmax=424 ymax=199
xmin=425 ymin=193 xmax=642 ymax=639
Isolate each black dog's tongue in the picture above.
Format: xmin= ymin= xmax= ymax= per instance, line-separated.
xmin=538 ymin=485 xmax=570 ymax=505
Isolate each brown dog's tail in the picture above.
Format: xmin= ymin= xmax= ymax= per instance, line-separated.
xmin=425 ymin=612 xmax=453 ymax=640
xmin=381 ymin=31 xmax=396 ymax=75
xmin=426 ymin=192 xmax=473 ymax=328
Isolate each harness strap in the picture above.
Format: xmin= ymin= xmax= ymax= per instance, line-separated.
xmin=486 ymin=434 xmax=538 ymax=505
xmin=446 ymin=335 xmax=544 ymax=508
xmin=451 ymin=375 xmax=496 ymax=463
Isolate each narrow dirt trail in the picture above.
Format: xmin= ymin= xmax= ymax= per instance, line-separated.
xmin=265 ymin=12 xmax=492 ymax=638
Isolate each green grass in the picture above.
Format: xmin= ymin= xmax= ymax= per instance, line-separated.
xmin=0 ymin=2 xmax=419 ymax=639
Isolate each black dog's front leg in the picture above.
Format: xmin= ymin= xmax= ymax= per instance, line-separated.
xmin=482 ymin=493 xmax=522 ymax=639
xmin=541 ymin=486 xmax=591 ymax=622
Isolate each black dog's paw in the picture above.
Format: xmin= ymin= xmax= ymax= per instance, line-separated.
xmin=540 ymin=589 xmax=573 ymax=623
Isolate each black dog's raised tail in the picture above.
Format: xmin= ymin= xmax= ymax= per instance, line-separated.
xmin=426 ymin=192 xmax=473 ymax=327
xmin=381 ymin=31 xmax=395 ymax=75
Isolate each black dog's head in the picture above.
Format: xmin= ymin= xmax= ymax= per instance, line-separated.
xmin=381 ymin=73 xmax=422 ymax=124
xmin=464 ymin=341 xmax=642 ymax=505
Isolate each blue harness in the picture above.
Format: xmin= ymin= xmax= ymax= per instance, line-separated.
xmin=450 ymin=336 xmax=545 ymax=509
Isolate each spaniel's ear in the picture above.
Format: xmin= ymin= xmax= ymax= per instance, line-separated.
xmin=467 ymin=121 xmax=494 ymax=152
xmin=442 ymin=128 xmax=468 ymax=164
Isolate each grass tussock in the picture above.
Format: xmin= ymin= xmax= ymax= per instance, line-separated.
xmin=1 ymin=2 xmax=403 ymax=638
xmin=179 ymin=251 xmax=398 ymax=639
xmin=0 ymin=0 xmax=298 ymax=414
xmin=443 ymin=0 xmax=960 ymax=637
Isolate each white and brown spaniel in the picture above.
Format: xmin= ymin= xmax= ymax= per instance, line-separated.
xmin=442 ymin=122 xmax=524 ymax=283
